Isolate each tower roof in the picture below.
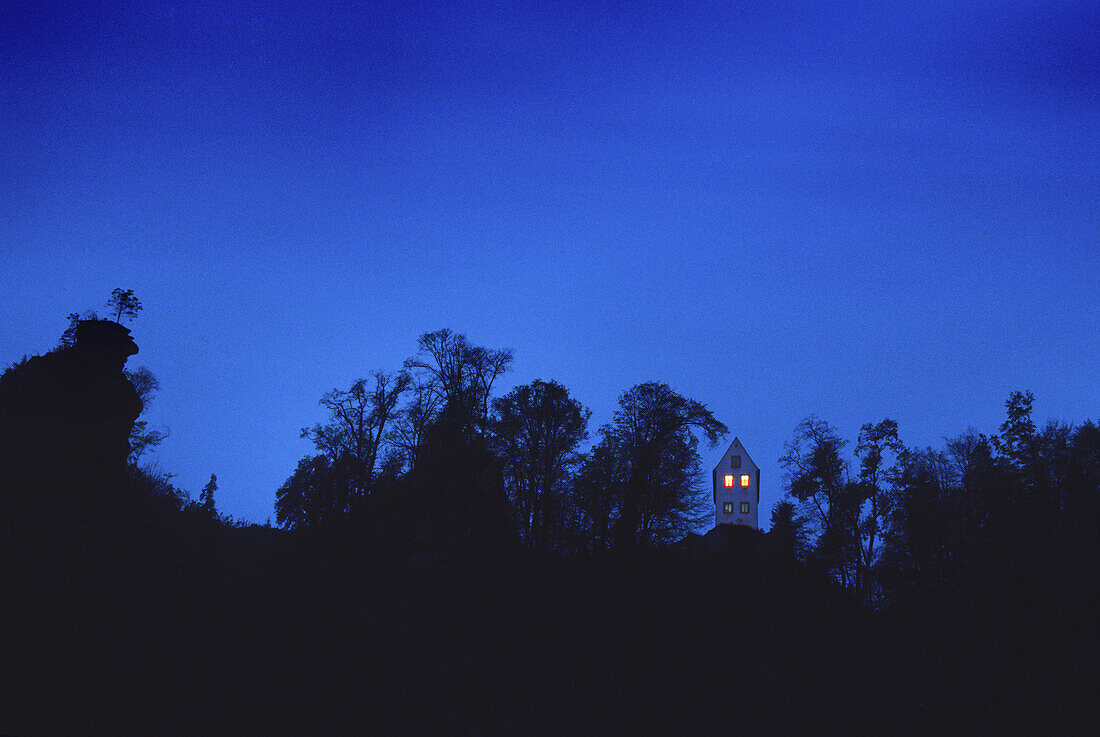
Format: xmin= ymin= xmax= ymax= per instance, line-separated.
xmin=713 ymin=436 xmax=758 ymax=472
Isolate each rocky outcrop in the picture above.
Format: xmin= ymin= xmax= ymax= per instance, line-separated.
xmin=0 ymin=320 xmax=142 ymax=525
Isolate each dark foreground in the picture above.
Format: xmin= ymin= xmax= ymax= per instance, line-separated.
xmin=3 ymin=518 xmax=1094 ymax=737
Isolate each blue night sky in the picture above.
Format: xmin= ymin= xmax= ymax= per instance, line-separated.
xmin=2 ymin=1 xmax=1097 ymax=524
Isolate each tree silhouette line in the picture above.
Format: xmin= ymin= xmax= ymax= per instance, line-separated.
xmin=0 ymin=294 xmax=1095 ymax=735
xmin=274 ymin=327 xmax=728 ymax=558
xmin=770 ymin=393 xmax=1099 ymax=611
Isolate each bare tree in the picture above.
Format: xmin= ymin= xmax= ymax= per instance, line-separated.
xmin=387 ymin=375 xmax=442 ymax=472
xmin=279 ymin=370 xmax=410 ymax=530
xmin=403 ymin=328 xmax=513 ymax=433
xmin=300 ymin=370 xmax=411 ymax=497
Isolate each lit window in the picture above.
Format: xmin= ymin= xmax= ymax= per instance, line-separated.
xmin=724 ymin=475 xmax=734 ymax=487
xmin=740 ymin=502 xmax=750 ymax=513
xmin=731 ymin=455 xmax=741 ymax=469
xmin=740 ymin=474 xmax=750 ymax=488
xmin=723 ymin=502 xmax=734 ymax=513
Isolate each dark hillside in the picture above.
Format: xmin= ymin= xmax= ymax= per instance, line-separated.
xmin=3 ymin=488 xmax=1095 ymax=735
xmin=2 ymin=325 xmax=1095 ymax=735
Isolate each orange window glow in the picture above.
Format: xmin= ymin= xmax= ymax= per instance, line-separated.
xmin=740 ymin=474 xmax=750 ymax=488
xmin=724 ymin=475 xmax=734 ymax=487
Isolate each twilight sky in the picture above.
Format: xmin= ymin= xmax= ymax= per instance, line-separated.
xmin=2 ymin=0 xmax=1097 ymax=525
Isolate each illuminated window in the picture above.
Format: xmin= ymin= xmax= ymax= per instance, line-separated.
xmin=731 ymin=455 xmax=741 ymax=469
xmin=724 ymin=475 xmax=734 ymax=487
xmin=723 ymin=502 xmax=734 ymax=513
xmin=740 ymin=502 xmax=750 ymax=514
xmin=740 ymin=474 xmax=750 ymax=488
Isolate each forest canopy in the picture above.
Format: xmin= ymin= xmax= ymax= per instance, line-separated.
xmin=1 ymin=310 xmax=1095 ymax=735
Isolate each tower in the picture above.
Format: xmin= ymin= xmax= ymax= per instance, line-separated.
xmin=713 ymin=437 xmax=759 ymax=529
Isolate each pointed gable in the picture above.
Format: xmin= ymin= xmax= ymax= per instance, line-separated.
xmin=713 ymin=436 xmax=758 ymax=474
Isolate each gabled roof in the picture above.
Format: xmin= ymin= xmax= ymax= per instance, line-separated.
xmin=712 ymin=437 xmax=760 ymax=506
xmin=712 ymin=436 xmax=758 ymax=472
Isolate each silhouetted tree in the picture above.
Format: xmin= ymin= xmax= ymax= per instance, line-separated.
xmin=575 ymin=382 xmax=726 ymax=551
xmin=200 ymin=474 xmax=218 ymax=518
xmin=945 ymin=429 xmax=997 ymax=536
xmin=875 ymin=392 xmax=1100 ymax=607
xmin=386 ymin=375 xmax=440 ymax=472
xmin=990 ymin=391 xmax=1072 ymax=541
xmin=403 ymin=328 xmax=512 ymax=435
xmin=996 ymin=390 xmax=1036 ymax=469
xmin=780 ymin=416 xmax=858 ymax=588
xmin=404 ymin=399 xmax=514 ymax=558
xmin=276 ymin=454 xmax=346 ymax=529
xmin=59 ymin=310 xmax=97 ymax=348
xmin=852 ymin=418 xmax=904 ymax=603
xmin=877 ymin=446 xmax=964 ymax=602
xmin=278 ymin=371 xmax=409 ymax=530
xmin=1066 ymin=421 xmax=1100 ymax=522
xmin=491 ymin=379 xmax=590 ymax=552
xmin=768 ymin=499 xmax=806 ymax=562
xmin=125 ymin=366 xmax=166 ymax=463
xmin=105 ymin=288 xmax=143 ymax=324
xmin=299 ymin=371 xmax=410 ymax=498
xmin=570 ymin=440 xmax=621 ymax=552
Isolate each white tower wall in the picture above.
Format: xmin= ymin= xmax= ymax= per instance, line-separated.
xmin=713 ymin=437 xmax=759 ymax=530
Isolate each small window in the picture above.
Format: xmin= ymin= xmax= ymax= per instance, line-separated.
xmin=740 ymin=501 xmax=750 ymax=514
xmin=730 ymin=455 xmax=741 ymax=469
xmin=724 ymin=475 xmax=734 ymax=487
xmin=723 ymin=502 xmax=734 ymax=514
xmin=740 ymin=474 xmax=750 ymax=488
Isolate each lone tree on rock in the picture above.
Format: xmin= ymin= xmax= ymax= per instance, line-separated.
xmin=106 ymin=289 xmax=143 ymax=324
